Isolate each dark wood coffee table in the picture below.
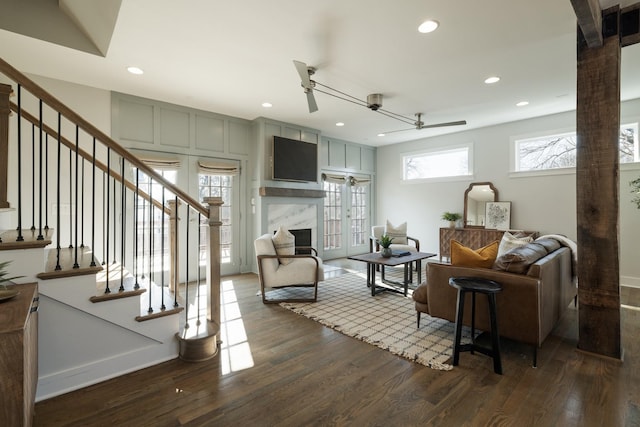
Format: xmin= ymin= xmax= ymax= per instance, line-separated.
xmin=348 ymin=251 xmax=436 ymax=296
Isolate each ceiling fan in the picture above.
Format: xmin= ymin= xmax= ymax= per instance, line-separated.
xmin=293 ymin=59 xmax=467 ymax=132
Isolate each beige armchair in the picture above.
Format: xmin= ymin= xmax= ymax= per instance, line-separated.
xmin=370 ymin=223 xmax=420 ymax=273
xmin=254 ymin=233 xmax=325 ymax=304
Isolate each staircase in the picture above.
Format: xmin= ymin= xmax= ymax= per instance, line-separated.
xmin=0 ymin=57 xmax=222 ymax=401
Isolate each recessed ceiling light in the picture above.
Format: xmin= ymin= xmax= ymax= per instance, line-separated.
xmin=516 ymin=101 xmax=529 ymax=107
xmin=378 ymin=133 xmax=386 ymax=137
xmin=484 ymin=76 xmax=500 ymax=84
xmin=418 ymin=20 xmax=439 ymax=33
xmin=127 ymin=66 xmax=144 ymax=75
xmin=262 ymin=102 xmax=273 ymax=108
xmin=336 ymin=122 xmax=345 ymax=127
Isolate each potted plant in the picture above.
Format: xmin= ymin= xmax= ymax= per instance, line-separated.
xmin=377 ymin=234 xmax=394 ymax=258
xmin=442 ymin=212 xmax=462 ymax=228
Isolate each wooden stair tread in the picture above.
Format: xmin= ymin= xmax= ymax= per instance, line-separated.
xmin=37 ymin=246 xmax=102 ymax=280
xmin=135 ymin=306 xmax=184 ymax=322
xmin=90 ymin=288 xmax=147 ymax=303
xmin=0 ymin=228 xmax=53 ymax=250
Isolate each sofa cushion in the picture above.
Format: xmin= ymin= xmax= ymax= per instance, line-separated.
xmin=493 ymin=241 xmax=550 ymax=274
xmin=386 ymin=220 xmax=407 ymax=244
xmin=450 ymin=240 xmax=499 ymax=269
xmin=272 ymin=226 xmax=295 ymax=265
xmin=497 ymin=231 xmax=534 ymax=257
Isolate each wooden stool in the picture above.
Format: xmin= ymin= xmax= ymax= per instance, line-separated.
xmin=449 ymin=277 xmax=503 ymax=375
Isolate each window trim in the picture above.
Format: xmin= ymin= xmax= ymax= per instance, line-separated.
xmin=401 ymin=142 xmax=474 ymax=183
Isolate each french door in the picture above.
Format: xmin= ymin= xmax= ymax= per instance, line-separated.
xmin=322 ymin=174 xmax=371 ymax=260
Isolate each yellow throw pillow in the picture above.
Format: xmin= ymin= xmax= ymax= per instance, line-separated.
xmin=450 ymin=240 xmax=499 ymax=269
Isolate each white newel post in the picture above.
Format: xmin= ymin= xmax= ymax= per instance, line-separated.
xmin=175 ymin=196 xmax=223 ymax=362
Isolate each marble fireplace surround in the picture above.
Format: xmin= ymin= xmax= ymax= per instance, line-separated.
xmin=267 ymin=202 xmax=320 ymax=249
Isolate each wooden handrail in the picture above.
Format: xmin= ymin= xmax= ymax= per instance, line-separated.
xmin=10 ymin=101 xmax=169 ymax=215
xmin=0 ymin=56 xmax=208 ymax=218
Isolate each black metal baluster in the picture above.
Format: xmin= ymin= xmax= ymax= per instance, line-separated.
xmin=80 ymin=159 xmax=85 ymax=248
xmin=55 ymin=113 xmax=61 ymax=271
xmin=30 ymin=123 xmax=35 ymax=231
xmin=68 ymin=147 xmax=72 ymax=248
xmin=105 ymin=148 xmax=111 ymax=294
xmin=147 ymin=178 xmax=154 ymax=314
xmin=197 ymin=213 xmax=202 ymax=326
xmin=183 ymin=206 xmax=190 ymax=326
xmin=141 ymin=174 xmax=146 ymax=280
xmin=174 ymin=196 xmax=179 ymax=308
xmin=15 ymin=85 xmax=23 ymax=242
xmin=134 ymin=169 xmax=140 ymax=289
xmin=90 ymin=138 xmax=96 ymax=267
xmin=112 ymin=171 xmax=116 ymax=265
xmin=120 ymin=158 xmax=125 ymax=292
xmin=160 ymin=188 xmax=166 ymax=311
xmin=37 ymin=101 xmax=43 ymax=240
xmin=102 ymin=170 xmax=106 ymax=265
xmin=45 ymin=133 xmax=49 ymax=230
xmin=73 ymin=126 xmax=79 ymax=268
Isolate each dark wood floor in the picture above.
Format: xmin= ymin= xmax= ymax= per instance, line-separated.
xmin=34 ymin=260 xmax=640 ymax=426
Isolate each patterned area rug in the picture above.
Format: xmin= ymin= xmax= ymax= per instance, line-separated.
xmin=275 ymin=271 xmax=474 ymax=371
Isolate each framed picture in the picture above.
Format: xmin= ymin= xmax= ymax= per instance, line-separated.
xmin=485 ymin=202 xmax=511 ymax=230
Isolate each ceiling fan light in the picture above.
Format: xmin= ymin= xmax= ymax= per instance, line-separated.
xmin=418 ymin=20 xmax=439 ymax=33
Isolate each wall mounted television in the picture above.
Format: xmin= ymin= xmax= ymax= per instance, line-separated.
xmin=272 ymin=136 xmax=318 ymax=182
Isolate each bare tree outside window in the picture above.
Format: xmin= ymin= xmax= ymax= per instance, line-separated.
xmin=403 ymin=146 xmax=470 ymax=180
xmin=515 ymin=124 xmax=638 ymax=172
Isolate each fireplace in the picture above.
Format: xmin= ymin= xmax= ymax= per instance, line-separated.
xmin=290 ymin=228 xmax=312 ymax=254
xmin=273 ymin=228 xmax=312 ymax=254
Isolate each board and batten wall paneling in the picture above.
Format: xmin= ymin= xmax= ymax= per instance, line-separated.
xmin=112 ymin=92 xmax=251 ymax=157
xmin=328 ymin=140 xmax=347 ymax=168
xmin=160 ymin=107 xmax=190 ymax=148
xmin=117 ymin=99 xmax=154 ymax=144
xmin=321 ymin=138 xmax=375 ymax=172
xmin=229 ymin=121 xmax=250 ymax=155
xmin=195 ymin=114 xmax=225 ymax=152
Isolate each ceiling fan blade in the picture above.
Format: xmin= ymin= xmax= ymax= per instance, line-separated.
xmin=419 ymin=120 xmax=467 ymax=129
xmin=293 ymin=60 xmax=312 ymax=89
xmin=379 ymin=127 xmax=414 ymax=135
xmin=306 ymin=91 xmax=318 ymax=113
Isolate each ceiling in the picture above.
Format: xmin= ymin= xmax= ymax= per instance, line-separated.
xmin=1 ymin=0 xmax=639 ymax=147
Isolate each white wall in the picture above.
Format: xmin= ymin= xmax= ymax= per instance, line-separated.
xmin=376 ymin=99 xmax=640 ymax=283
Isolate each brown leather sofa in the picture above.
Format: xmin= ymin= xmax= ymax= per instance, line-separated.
xmin=413 ymin=239 xmax=577 ymax=365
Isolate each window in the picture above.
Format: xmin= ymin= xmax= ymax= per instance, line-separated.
xmin=403 ymin=144 xmax=472 ymax=180
xmin=323 ymin=180 xmax=342 ymax=251
xmin=134 ymin=168 xmax=177 ymax=273
xmin=514 ymin=123 xmax=639 ymax=172
xmin=199 ymin=174 xmax=233 ymax=264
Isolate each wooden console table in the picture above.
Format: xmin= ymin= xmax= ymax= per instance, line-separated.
xmin=439 ymin=228 xmax=538 ymax=261
xmin=0 ymin=282 xmax=39 ymax=427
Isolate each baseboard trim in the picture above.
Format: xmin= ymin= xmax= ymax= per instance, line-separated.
xmin=621 ymin=275 xmax=640 ymax=288
xmin=36 ymin=343 xmax=179 ymax=402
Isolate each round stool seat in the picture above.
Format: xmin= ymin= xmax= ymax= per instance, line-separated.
xmin=449 ymin=276 xmax=503 ymax=374
xmin=448 ymin=277 xmax=502 ymax=294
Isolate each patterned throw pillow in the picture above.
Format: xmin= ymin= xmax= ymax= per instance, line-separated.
xmin=272 ymin=226 xmax=295 ymax=265
xmin=385 ymin=220 xmax=408 ymax=245
xmin=497 ymin=231 xmax=533 ymax=257
xmin=450 ymin=240 xmax=499 ymax=269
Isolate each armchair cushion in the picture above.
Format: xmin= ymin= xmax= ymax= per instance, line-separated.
xmin=272 ymin=226 xmax=295 ymax=265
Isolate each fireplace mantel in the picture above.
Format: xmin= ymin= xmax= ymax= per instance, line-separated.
xmin=259 ymin=187 xmax=325 ymax=198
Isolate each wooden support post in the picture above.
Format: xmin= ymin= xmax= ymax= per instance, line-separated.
xmin=576 ymin=9 xmax=622 ymax=360
xmin=175 ymin=197 xmax=223 ymax=362
xmin=0 ymin=83 xmax=12 ymax=209
xmin=168 ymin=199 xmax=180 ymax=294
